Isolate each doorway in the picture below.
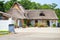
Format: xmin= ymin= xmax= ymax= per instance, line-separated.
xmin=27 ymin=20 xmax=31 ymax=27
xmin=47 ymin=20 xmax=50 ymax=26
xmin=35 ymin=20 xmax=38 ymax=26
xmin=35 ymin=20 xmax=38 ymax=23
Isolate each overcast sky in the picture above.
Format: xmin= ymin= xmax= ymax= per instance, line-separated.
xmin=1 ymin=0 xmax=60 ymax=8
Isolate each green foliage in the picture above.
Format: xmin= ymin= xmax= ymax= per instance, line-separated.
xmin=35 ymin=23 xmax=47 ymax=27
xmin=4 ymin=1 xmax=14 ymax=12
xmin=53 ymin=24 xmax=56 ymax=27
xmin=10 ymin=0 xmax=17 ymax=2
xmin=41 ymin=4 xmax=51 ymax=9
xmin=0 ymin=0 xmax=58 ymax=12
xmin=0 ymin=31 xmax=9 ymax=35
xmin=22 ymin=24 xmax=27 ymax=28
xmin=39 ymin=24 xmax=45 ymax=27
xmin=51 ymin=3 xmax=57 ymax=9
xmin=29 ymin=24 xmax=33 ymax=27
xmin=0 ymin=1 xmax=5 ymax=12
xmin=38 ymin=23 xmax=47 ymax=27
xmin=35 ymin=23 xmax=38 ymax=27
xmin=58 ymin=20 xmax=60 ymax=23
xmin=55 ymin=8 xmax=60 ymax=20
xmin=0 ymin=13 xmax=2 ymax=17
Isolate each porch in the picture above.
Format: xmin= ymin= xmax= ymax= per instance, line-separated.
xmin=16 ymin=19 xmax=58 ymax=28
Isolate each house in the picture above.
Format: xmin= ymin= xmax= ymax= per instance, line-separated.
xmin=0 ymin=2 xmax=58 ymax=28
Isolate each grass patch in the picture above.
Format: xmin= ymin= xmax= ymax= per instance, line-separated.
xmin=0 ymin=31 xmax=9 ymax=36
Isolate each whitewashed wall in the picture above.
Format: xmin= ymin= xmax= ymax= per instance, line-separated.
xmin=0 ymin=20 xmax=9 ymax=31
xmin=50 ymin=20 xmax=58 ymax=27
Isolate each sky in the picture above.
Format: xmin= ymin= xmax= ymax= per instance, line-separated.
xmin=31 ymin=0 xmax=60 ymax=8
xmin=1 ymin=0 xmax=60 ymax=8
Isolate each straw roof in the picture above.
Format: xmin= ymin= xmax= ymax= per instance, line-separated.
xmin=0 ymin=11 xmax=10 ymax=18
xmin=25 ymin=10 xmax=58 ymax=19
xmin=0 ymin=2 xmax=58 ymax=20
xmin=7 ymin=2 xmax=26 ymax=19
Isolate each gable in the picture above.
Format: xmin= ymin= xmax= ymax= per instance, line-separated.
xmin=12 ymin=3 xmax=20 ymax=10
xmin=7 ymin=2 xmax=26 ymax=19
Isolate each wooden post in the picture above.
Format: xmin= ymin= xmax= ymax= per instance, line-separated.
xmin=56 ymin=20 xmax=58 ymax=27
xmin=21 ymin=19 xmax=24 ymax=27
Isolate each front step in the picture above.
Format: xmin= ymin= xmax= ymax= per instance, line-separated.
xmin=15 ymin=27 xmax=60 ymax=33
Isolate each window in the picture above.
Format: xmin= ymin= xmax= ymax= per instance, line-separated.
xmin=39 ymin=12 xmax=45 ymax=16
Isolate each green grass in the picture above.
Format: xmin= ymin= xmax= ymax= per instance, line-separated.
xmin=0 ymin=31 xmax=9 ymax=36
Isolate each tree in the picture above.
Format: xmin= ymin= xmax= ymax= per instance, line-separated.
xmin=19 ymin=0 xmax=32 ymax=9
xmin=55 ymin=8 xmax=60 ymax=18
xmin=10 ymin=0 xmax=17 ymax=2
xmin=51 ymin=3 xmax=57 ymax=9
xmin=41 ymin=4 xmax=51 ymax=9
xmin=18 ymin=0 xmax=42 ymax=9
xmin=55 ymin=8 xmax=60 ymax=22
xmin=4 ymin=1 xmax=13 ymax=12
xmin=0 ymin=1 xmax=4 ymax=12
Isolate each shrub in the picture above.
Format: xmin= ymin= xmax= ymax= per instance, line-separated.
xmin=35 ymin=23 xmax=47 ymax=27
xmin=35 ymin=23 xmax=38 ymax=27
xmin=14 ymin=22 xmax=18 ymax=28
xmin=22 ymin=24 xmax=27 ymax=28
xmin=37 ymin=23 xmax=41 ymax=27
xmin=38 ymin=23 xmax=47 ymax=27
xmin=53 ymin=24 xmax=56 ymax=27
xmin=29 ymin=24 xmax=33 ymax=27
xmin=39 ymin=24 xmax=45 ymax=27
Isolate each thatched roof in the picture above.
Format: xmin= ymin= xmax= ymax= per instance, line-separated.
xmin=0 ymin=11 xmax=11 ymax=18
xmin=12 ymin=2 xmax=25 ymax=13
xmin=4 ymin=2 xmax=58 ymax=20
xmin=0 ymin=11 xmax=20 ymax=20
xmin=7 ymin=2 xmax=26 ymax=19
xmin=25 ymin=9 xmax=58 ymax=19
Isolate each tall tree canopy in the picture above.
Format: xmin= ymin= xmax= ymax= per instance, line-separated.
xmin=4 ymin=1 xmax=14 ymax=12
xmin=0 ymin=1 xmax=4 ymax=12
xmin=3 ymin=0 xmax=58 ymax=11
xmin=10 ymin=0 xmax=17 ymax=2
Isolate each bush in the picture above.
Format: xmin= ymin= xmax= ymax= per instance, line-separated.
xmin=40 ymin=24 xmax=45 ymax=27
xmin=22 ymin=24 xmax=27 ymax=28
xmin=29 ymin=24 xmax=33 ymax=27
xmin=35 ymin=23 xmax=47 ymax=27
xmin=53 ymin=24 xmax=56 ymax=27
xmin=35 ymin=23 xmax=38 ymax=27
xmin=38 ymin=23 xmax=47 ymax=27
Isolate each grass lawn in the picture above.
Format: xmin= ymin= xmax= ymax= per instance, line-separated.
xmin=0 ymin=31 xmax=9 ymax=36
